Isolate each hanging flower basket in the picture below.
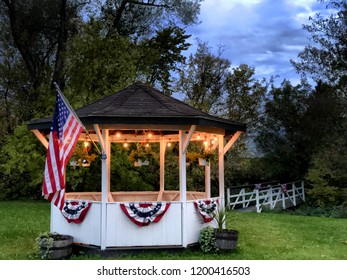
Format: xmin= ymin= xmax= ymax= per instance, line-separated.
xmin=198 ymin=149 xmax=216 ymax=166
xmin=128 ymin=143 xmax=154 ymax=167
xmin=134 ymin=159 xmax=149 ymax=167
xmin=70 ymin=159 xmax=90 ymax=167
xmin=198 ymin=158 xmax=208 ymax=166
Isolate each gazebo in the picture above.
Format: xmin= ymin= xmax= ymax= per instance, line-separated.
xmin=28 ymin=82 xmax=246 ymax=250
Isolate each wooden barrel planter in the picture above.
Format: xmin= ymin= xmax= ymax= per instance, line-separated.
xmin=38 ymin=234 xmax=74 ymax=260
xmin=214 ymin=229 xmax=238 ymax=251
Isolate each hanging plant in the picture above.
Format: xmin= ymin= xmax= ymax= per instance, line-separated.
xmin=194 ymin=149 xmax=216 ymax=166
xmin=186 ymin=151 xmax=199 ymax=164
xmin=199 ymin=149 xmax=216 ymax=162
xmin=70 ymin=142 xmax=97 ymax=167
xmin=128 ymin=143 xmax=155 ymax=166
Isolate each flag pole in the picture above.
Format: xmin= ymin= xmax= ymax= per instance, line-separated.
xmin=53 ymin=82 xmax=102 ymax=155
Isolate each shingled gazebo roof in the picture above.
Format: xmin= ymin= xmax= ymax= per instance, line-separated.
xmin=28 ymin=82 xmax=246 ymax=136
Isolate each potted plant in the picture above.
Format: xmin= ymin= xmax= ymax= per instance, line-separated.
xmin=36 ymin=232 xmax=74 ymax=260
xmin=198 ymin=149 xmax=216 ymax=166
xmin=213 ymin=208 xmax=238 ymax=251
xmin=128 ymin=143 xmax=153 ymax=166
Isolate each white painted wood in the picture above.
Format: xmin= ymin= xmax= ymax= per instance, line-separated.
xmin=106 ymin=202 xmax=182 ymax=247
xmin=183 ymin=125 xmax=196 ymax=151
xmin=227 ymin=181 xmax=305 ymax=212
xmin=100 ymin=129 xmax=110 ymax=250
xmin=205 ymin=165 xmax=211 ymax=198
xmin=51 ymin=202 xmax=101 ymax=246
xmin=218 ymin=135 xmax=225 ymax=210
xmin=179 ymin=130 xmax=187 ymax=203
xmin=292 ymin=183 xmax=297 ymax=206
xmin=256 ymin=190 xmax=261 ymax=213
xmin=51 ymin=194 xmax=225 ymax=248
xmin=179 ymin=130 xmax=187 ymax=247
xmin=227 ymin=188 xmax=230 ymax=207
xmin=223 ymin=131 xmax=242 ymax=155
xmin=160 ymin=140 xmax=166 ymax=192
xmin=93 ymin=124 xmax=106 ymax=153
xmin=32 ymin=129 xmax=49 ymax=149
xmin=301 ymin=181 xmax=305 ymax=201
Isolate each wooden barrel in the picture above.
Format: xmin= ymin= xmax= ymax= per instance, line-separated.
xmin=215 ymin=229 xmax=238 ymax=251
xmin=40 ymin=235 xmax=73 ymax=260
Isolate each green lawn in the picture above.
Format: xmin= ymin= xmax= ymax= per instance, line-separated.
xmin=0 ymin=201 xmax=346 ymax=260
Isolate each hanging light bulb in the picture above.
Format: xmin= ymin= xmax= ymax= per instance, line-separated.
xmin=83 ymin=141 xmax=89 ymax=148
xmin=197 ymin=134 xmax=201 ymax=140
xmin=211 ymin=140 xmax=215 ymax=145
xmin=148 ymin=132 xmax=152 ymax=138
xmin=116 ymin=132 xmax=121 ymax=138
xmin=167 ymin=142 xmax=171 ymax=147
xmin=203 ymin=140 xmax=208 ymax=146
xmin=146 ymin=143 xmax=150 ymax=148
xmin=123 ymin=142 xmax=128 ymax=148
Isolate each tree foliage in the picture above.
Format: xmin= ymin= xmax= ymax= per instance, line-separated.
xmin=0 ymin=124 xmax=45 ymax=200
xmin=223 ymin=64 xmax=268 ymax=129
xmin=101 ymin=0 xmax=202 ymax=37
xmin=292 ymin=0 xmax=347 ymax=96
xmin=0 ymin=0 xmax=202 ymax=200
xmin=175 ymin=41 xmax=231 ymax=113
xmin=256 ymin=81 xmax=344 ymax=183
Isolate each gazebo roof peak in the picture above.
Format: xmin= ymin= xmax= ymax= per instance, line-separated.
xmin=77 ymin=82 xmax=215 ymax=118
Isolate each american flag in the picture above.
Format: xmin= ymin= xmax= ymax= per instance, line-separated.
xmin=42 ymin=91 xmax=83 ymax=210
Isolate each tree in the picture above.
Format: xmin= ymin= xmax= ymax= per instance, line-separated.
xmin=65 ymin=21 xmax=139 ymax=107
xmin=0 ymin=29 xmax=29 ymax=137
xmin=0 ymin=124 xmax=46 ymax=200
xmin=101 ymin=0 xmax=202 ymax=37
xmin=175 ymin=41 xmax=231 ymax=113
xmin=292 ymin=0 xmax=347 ymax=96
xmin=305 ymin=119 xmax=347 ymax=207
xmin=256 ymin=80 xmax=312 ymax=180
xmin=136 ymin=26 xmax=191 ymax=94
xmin=223 ymin=64 xmax=268 ymax=129
xmin=0 ymin=0 xmax=83 ymax=90
xmin=256 ymin=80 xmax=344 ymax=181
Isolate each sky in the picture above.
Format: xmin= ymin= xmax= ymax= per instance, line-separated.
xmin=184 ymin=0 xmax=326 ymax=85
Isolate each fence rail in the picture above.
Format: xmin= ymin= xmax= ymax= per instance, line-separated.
xmin=226 ymin=181 xmax=305 ymax=213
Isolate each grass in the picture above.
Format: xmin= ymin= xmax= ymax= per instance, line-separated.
xmin=0 ymin=201 xmax=50 ymax=260
xmin=0 ymin=201 xmax=346 ymax=260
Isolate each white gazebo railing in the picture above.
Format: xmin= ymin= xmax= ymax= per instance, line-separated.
xmin=226 ymin=181 xmax=305 ymax=213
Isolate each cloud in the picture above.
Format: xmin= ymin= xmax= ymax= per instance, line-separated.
xmin=185 ymin=0 xmax=325 ymax=85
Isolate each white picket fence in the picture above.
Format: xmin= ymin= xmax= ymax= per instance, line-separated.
xmin=226 ymin=181 xmax=305 ymax=213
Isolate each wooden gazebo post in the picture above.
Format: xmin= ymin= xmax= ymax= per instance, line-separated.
xmin=159 ymin=139 xmax=166 ymax=200
xmin=178 ymin=130 xmax=187 ymax=247
xmin=94 ymin=125 xmax=111 ymax=250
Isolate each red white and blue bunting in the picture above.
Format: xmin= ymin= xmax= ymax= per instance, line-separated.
xmin=281 ymin=184 xmax=288 ymax=193
xmin=120 ymin=202 xmax=170 ymax=227
xmin=194 ymin=199 xmax=219 ymax=223
xmin=61 ymin=200 xmax=92 ymax=224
